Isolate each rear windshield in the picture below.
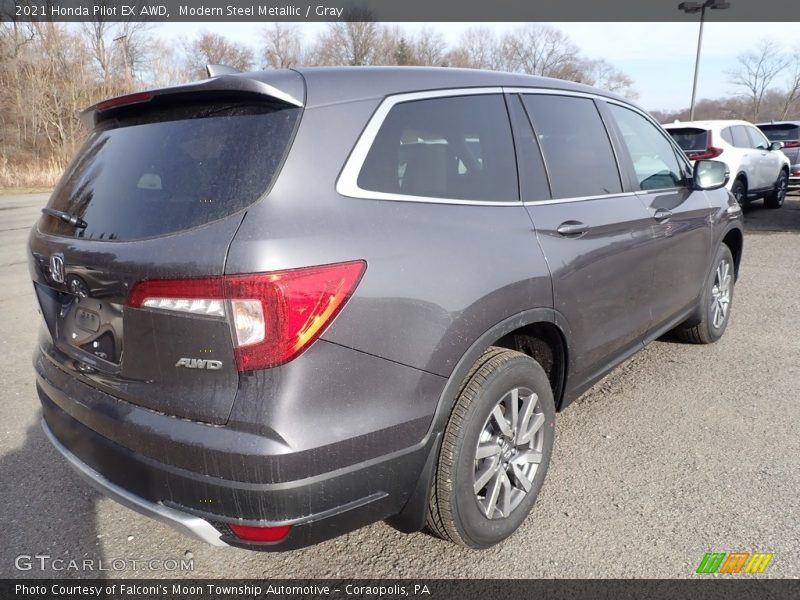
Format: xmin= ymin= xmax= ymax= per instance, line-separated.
xmin=758 ymin=124 xmax=800 ymax=141
xmin=665 ymin=127 xmax=709 ymax=152
xmin=41 ymin=101 xmax=300 ymax=241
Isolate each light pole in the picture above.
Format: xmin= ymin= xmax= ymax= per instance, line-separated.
xmin=679 ymin=0 xmax=731 ymax=120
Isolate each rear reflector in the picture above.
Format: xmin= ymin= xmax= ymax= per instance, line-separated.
xmin=128 ymin=261 xmax=366 ymax=371
xmin=228 ymin=523 xmax=291 ymax=543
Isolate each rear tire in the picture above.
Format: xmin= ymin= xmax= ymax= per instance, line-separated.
xmin=426 ymin=347 xmax=555 ymax=548
xmin=675 ymin=244 xmax=735 ymax=344
xmin=731 ymin=178 xmax=747 ymax=207
xmin=764 ymin=170 xmax=788 ymax=209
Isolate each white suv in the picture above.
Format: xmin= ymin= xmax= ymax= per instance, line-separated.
xmin=664 ymin=119 xmax=790 ymax=208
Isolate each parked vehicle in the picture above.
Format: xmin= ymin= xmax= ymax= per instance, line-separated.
xmin=757 ymin=121 xmax=800 ymax=189
xmin=664 ymin=119 xmax=789 ymax=208
xmin=29 ymin=67 xmax=743 ymax=551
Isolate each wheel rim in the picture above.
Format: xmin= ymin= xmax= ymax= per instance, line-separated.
xmin=733 ymin=184 xmax=745 ymax=205
xmin=710 ymin=258 xmax=732 ymax=329
xmin=473 ymin=386 xmax=545 ymax=519
xmin=777 ymin=175 xmax=787 ymax=205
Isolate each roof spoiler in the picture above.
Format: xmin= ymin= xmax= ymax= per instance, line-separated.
xmin=80 ymin=71 xmax=304 ymax=128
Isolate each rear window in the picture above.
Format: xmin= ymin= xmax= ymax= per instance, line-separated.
xmin=666 ymin=127 xmax=709 ymax=152
xmin=758 ymin=124 xmax=800 ymax=141
xmin=41 ymin=101 xmax=300 ymax=241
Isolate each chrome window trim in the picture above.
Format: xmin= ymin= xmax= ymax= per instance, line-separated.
xmin=522 ymin=191 xmax=640 ymax=206
xmin=336 ymin=86 xmax=656 ymax=207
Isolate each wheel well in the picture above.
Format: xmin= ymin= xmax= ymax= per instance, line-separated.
xmin=494 ymin=322 xmax=567 ymax=408
xmin=735 ymin=173 xmax=747 ymax=188
xmin=722 ymin=228 xmax=743 ymax=278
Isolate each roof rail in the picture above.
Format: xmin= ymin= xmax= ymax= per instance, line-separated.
xmin=206 ymin=64 xmax=241 ymax=78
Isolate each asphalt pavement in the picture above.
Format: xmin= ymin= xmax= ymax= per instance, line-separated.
xmin=1 ymin=192 xmax=798 ymax=579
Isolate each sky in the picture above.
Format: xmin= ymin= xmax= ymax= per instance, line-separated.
xmin=155 ymin=21 xmax=798 ymax=112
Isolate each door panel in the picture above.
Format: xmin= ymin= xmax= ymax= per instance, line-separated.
xmin=526 ymin=198 xmax=655 ymax=383
xmin=517 ymin=93 xmax=658 ymax=388
xmin=603 ymin=102 xmax=714 ymax=332
xmin=635 ymin=188 xmax=713 ymax=331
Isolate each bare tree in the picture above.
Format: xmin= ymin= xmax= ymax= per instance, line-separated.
xmin=577 ymin=58 xmax=637 ymax=97
xmin=184 ymin=31 xmax=254 ymax=79
xmin=727 ymin=39 xmax=790 ymax=122
xmin=779 ymin=50 xmax=800 ymax=119
xmin=498 ymin=24 xmax=581 ymax=78
xmin=312 ymin=21 xmax=381 ymax=66
xmin=412 ymin=27 xmax=447 ymax=66
xmin=261 ymin=23 xmax=305 ymax=69
xmin=447 ymin=27 xmax=501 ymax=70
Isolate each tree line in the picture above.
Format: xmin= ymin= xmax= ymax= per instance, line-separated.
xmin=0 ymin=21 xmax=637 ymax=188
xmin=1 ymin=21 xmax=799 ymax=189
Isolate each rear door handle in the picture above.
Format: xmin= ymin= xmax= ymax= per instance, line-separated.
xmin=653 ymin=209 xmax=673 ymax=223
xmin=556 ymin=221 xmax=589 ymax=237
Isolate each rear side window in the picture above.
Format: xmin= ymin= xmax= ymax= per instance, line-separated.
xmin=609 ymin=104 xmax=684 ymax=191
xmin=357 ymin=94 xmax=518 ymax=202
xmin=759 ymin=123 xmax=800 ymax=141
xmin=721 ymin=127 xmax=734 ymax=145
xmin=666 ymin=127 xmax=709 ymax=152
xmin=730 ymin=125 xmax=751 ymax=148
xmin=42 ymin=101 xmax=300 ymax=241
xmin=521 ymin=95 xmax=622 ymax=199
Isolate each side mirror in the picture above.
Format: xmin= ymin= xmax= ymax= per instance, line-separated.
xmin=693 ymin=159 xmax=730 ymax=191
xmin=770 ymin=141 xmax=784 ymax=151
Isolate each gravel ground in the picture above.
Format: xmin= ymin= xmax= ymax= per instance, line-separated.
xmin=0 ymin=192 xmax=797 ymax=579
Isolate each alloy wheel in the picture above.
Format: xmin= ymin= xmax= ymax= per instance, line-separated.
xmin=473 ymin=386 xmax=545 ymax=519
xmin=710 ymin=258 xmax=732 ymax=329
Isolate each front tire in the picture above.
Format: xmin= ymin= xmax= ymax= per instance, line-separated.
xmin=764 ymin=170 xmax=788 ymax=209
xmin=426 ymin=347 xmax=555 ymax=548
xmin=675 ymin=244 xmax=735 ymax=344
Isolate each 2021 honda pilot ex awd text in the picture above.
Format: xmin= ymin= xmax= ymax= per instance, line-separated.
xmin=29 ymin=67 xmax=743 ymax=551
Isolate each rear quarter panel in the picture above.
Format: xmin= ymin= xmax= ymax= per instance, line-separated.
xmin=225 ymin=98 xmax=554 ymax=379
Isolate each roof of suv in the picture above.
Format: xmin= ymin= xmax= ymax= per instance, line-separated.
xmin=288 ymin=66 xmax=631 ymax=108
xmin=757 ymin=120 xmax=800 ymax=126
xmin=83 ymin=66 xmax=638 ymax=127
xmin=663 ymin=119 xmax=756 ymax=131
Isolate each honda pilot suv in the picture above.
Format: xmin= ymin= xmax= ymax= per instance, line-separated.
xmin=29 ymin=67 xmax=743 ymax=551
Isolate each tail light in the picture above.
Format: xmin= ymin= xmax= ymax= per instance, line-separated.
xmin=128 ymin=260 xmax=366 ymax=372
xmin=687 ymin=131 xmax=723 ymax=160
xmin=782 ymin=140 xmax=800 ymax=148
xmin=228 ymin=523 xmax=291 ymax=543
xmin=95 ymin=91 xmax=153 ymax=111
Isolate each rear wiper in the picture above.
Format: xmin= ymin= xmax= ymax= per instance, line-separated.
xmin=42 ymin=208 xmax=88 ymax=229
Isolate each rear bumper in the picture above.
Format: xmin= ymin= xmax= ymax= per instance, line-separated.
xmin=35 ymin=344 xmax=442 ymax=550
xmin=41 ymin=419 xmax=228 ymax=547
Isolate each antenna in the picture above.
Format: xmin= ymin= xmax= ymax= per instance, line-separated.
xmin=206 ymin=64 xmax=241 ymax=78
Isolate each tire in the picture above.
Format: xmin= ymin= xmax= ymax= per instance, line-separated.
xmin=426 ymin=346 xmax=555 ymax=549
xmin=764 ymin=170 xmax=788 ymax=209
xmin=675 ymin=244 xmax=735 ymax=344
xmin=731 ymin=178 xmax=747 ymax=207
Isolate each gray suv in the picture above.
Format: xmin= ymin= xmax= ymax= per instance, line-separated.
xmin=28 ymin=67 xmax=743 ymax=551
